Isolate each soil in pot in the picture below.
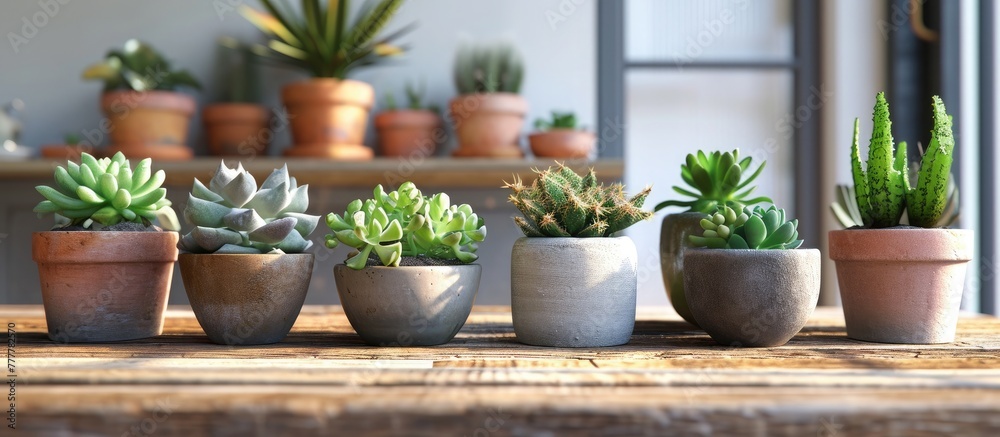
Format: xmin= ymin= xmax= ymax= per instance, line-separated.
xmin=528 ymin=129 xmax=595 ymax=158
xmin=281 ymin=78 xmax=374 ymax=160
xmin=374 ymin=109 xmax=442 ymax=158
xmin=203 ymin=103 xmax=271 ymax=157
xmin=102 ymin=90 xmax=196 ymax=160
xmin=659 ymin=212 xmax=705 ymax=326
xmin=449 ymin=93 xmax=526 ymax=158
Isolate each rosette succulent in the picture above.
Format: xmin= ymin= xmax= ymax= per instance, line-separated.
xmin=654 ymin=149 xmax=771 ymax=214
xmin=178 ymin=162 xmax=319 ymax=254
xmin=325 ymin=182 xmax=487 ymax=269
xmin=690 ymin=205 xmax=802 ymax=250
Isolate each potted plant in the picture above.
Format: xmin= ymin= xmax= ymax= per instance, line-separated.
xmin=450 ymin=44 xmax=526 ymax=158
xmin=505 ymin=164 xmax=652 ymax=347
xmin=375 ymin=81 xmax=443 ymax=158
xmin=203 ymin=37 xmax=271 ymax=157
xmin=31 ymin=152 xmax=180 ymax=342
xmin=683 ymin=205 xmax=820 ymax=347
xmin=177 ymin=162 xmax=319 ymax=345
xmin=829 ymin=92 xmax=973 ymax=344
xmin=653 ymin=149 xmax=770 ymax=326
xmin=324 ymin=182 xmax=486 ymax=346
xmin=528 ymin=111 xmax=595 ymax=158
xmin=39 ymin=133 xmax=92 ymax=161
xmin=82 ymin=39 xmax=201 ymax=160
xmin=240 ymin=0 xmax=412 ymax=160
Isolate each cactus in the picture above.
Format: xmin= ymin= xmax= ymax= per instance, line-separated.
xmin=504 ymin=164 xmax=653 ymax=238
xmin=454 ymin=44 xmax=524 ymax=94
xmin=178 ymin=162 xmax=319 ymax=254
xmin=325 ymin=182 xmax=487 ymax=270
xmin=33 ymin=151 xmax=177 ymax=229
xmin=690 ymin=205 xmax=802 ymax=250
xmin=654 ymin=149 xmax=772 ymax=214
xmin=534 ymin=111 xmax=578 ymax=131
xmin=831 ymin=162 xmax=960 ymax=228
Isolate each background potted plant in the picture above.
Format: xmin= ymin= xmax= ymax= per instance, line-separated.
xmin=528 ymin=111 xmax=595 ymax=158
xmin=82 ymin=39 xmax=201 ymax=160
xmin=375 ymin=81 xmax=442 ymax=158
xmin=39 ymin=133 xmax=92 ymax=161
xmin=241 ymin=0 xmax=412 ymax=160
xmin=32 ymin=152 xmax=179 ymax=342
xmin=202 ymin=37 xmax=271 ymax=157
xmin=450 ymin=43 xmax=526 ymax=158
xmin=684 ymin=205 xmax=820 ymax=347
xmin=177 ymin=162 xmax=319 ymax=345
xmin=325 ymin=182 xmax=486 ymax=346
xmin=653 ymin=149 xmax=770 ymax=326
xmin=829 ymin=92 xmax=973 ymax=344
xmin=505 ymin=164 xmax=652 ymax=347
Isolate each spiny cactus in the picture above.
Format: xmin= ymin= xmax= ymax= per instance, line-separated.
xmin=454 ymin=44 xmax=524 ymax=94
xmin=34 ymin=151 xmax=177 ymax=228
xmin=325 ymin=182 xmax=487 ymax=270
xmin=690 ymin=205 xmax=802 ymax=250
xmin=178 ymin=162 xmax=319 ymax=254
xmin=654 ymin=149 xmax=771 ymax=214
xmin=504 ymin=164 xmax=653 ymax=238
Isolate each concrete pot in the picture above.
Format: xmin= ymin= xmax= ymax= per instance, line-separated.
xmin=281 ymin=78 xmax=374 ymax=160
xmin=32 ymin=231 xmax=179 ymax=343
xmin=449 ymin=93 xmax=526 ymax=158
xmin=180 ymin=253 xmax=313 ymax=345
xmin=511 ymin=237 xmax=637 ymax=347
xmin=659 ymin=212 xmax=705 ymax=326
xmin=333 ymin=264 xmax=481 ymax=346
xmin=684 ymin=248 xmax=821 ymax=347
xmin=829 ymin=228 xmax=974 ymax=344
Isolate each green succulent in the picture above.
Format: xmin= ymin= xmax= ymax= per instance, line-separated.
xmin=654 ymin=149 xmax=771 ymax=214
xmin=831 ymin=162 xmax=960 ymax=229
xmin=178 ymin=162 xmax=320 ymax=254
xmin=325 ymin=182 xmax=487 ymax=269
xmin=690 ymin=205 xmax=802 ymax=250
xmin=454 ymin=44 xmax=524 ymax=94
xmin=34 ymin=152 xmax=177 ymax=229
xmin=505 ymin=164 xmax=653 ymax=238
xmin=534 ymin=111 xmax=578 ymax=131
xmin=383 ymin=80 xmax=438 ymax=112
xmin=82 ymin=39 xmax=201 ymax=92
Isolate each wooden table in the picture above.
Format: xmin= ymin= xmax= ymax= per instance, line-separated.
xmin=5 ymin=305 xmax=1000 ymax=436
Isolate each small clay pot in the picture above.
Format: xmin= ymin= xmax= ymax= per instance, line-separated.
xmin=180 ymin=253 xmax=314 ymax=345
xmin=101 ymin=90 xmax=196 ymax=160
xmin=333 ymin=263 xmax=481 ymax=346
xmin=281 ymin=78 xmax=374 ymax=160
xmin=449 ymin=93 xmax=527 ymax=158
xmin=511 ymin=237 xmax=637 ymax=347
xmin=203 ymin=103 xmax=271 ymax=157
xmin=829 ymin=228 xmax=974 ymax=344
xmin=683 ymin=248 xmax=821 ymax=347
xmin=32 ymin=231 xmax=179 ymax=343
xmin=528 ymin=129 xmax=595 ymax=158
xmin=374 ymin=109 xmax=442 ymax=158
xmin=659 ymin=212 xmax=706 ymax=326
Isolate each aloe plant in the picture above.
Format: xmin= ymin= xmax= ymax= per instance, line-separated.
xmin=454 ymin=44 xmax=524 ymax=94
xmin=831 ymin=164 xmax=960 ymax=228
xmin=534 ymin=111 xmax=578 ymax=131
xmin=82 ymin=39 xmax=201 ymax=92
xmin=690 ymin=205 xmax=802 ymax=250
xmin=654 ymin=149 xmax=771 ymax=214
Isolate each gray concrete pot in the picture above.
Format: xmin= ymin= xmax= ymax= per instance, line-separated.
xmin=180 ymin=253 xmax=313 ymax=345
xmin=511 ymin=237 xmax=637 ymax=347
xmin=333 ymin=264 xmax=481 ymax=346
xmin=659 ymin=212 xmax=705 ymax=326
xmin=683 ymin=248 xmax=821 ymax=347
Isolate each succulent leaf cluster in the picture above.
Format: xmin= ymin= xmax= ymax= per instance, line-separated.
xmin=534 ymin=111 xmax=578 ymax=131
xmin=505 ymin=164 xmax=653 ymax=238
xmin=690 ymin=205 xmax=802 ymax=250
xmin=82 ymin=39 xmax=201 ymax=92
xmin=654 ymin=149 xmax=771 ymax=214
xmin=178 ymin=162 xmax=319 ymax=254
xmin=325 ymin=182 xmax=487 ymax=269
xmin=454 ymin=44 xmax=524 ymax=94
xmin=34 ymin=152 xmax=176 ymax=228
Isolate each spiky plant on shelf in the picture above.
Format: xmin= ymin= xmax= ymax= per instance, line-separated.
xmin=450 ymin=43 xmax=528 ymax=157
xmin=654 ymin=149 xmax=771 ymax=214
xmin=690 ymin=205 xmax=802 ymax=250
xmin=453 ymin=44 xmax=524 ymax=94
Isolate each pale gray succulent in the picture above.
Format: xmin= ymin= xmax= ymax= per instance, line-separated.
xmin=178 ymin=162 xmax=319 ymax=254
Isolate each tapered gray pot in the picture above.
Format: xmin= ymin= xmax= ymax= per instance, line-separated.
xmin=659 ymin=212 xmax=706 ymax=326
xmin=334 ymin=264 xmax=481 ymax=346
xmin=511 ymin=237 xmax=637 ymax=347
xmin=683 ymin=248 xmax=821 ymax=347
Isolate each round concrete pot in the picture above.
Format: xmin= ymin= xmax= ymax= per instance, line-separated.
xmin=659 ymin=212 xmax=705 ymax=326
xmin=180 ymin=253 xmax=313 ymax=345
xmin=511 ymin=237 xmax=637 ymax=347
xmin=684 ymin=248 xmax=821 ymax=347
xmin=32 ymin=231 xmax=179 ymax=343
xmin=829 ymin=228 xmax=974 ymax=344
xmin=333 ymin=263 xmax=481 ymax=346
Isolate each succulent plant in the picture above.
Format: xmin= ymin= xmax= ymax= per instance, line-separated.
xmin=82 ymin=39 xmax=201 ymax=92
xmin=383 ymin=80 xmax=438 ymax=112
xmin=534 ymin=111 xmax=578 ymax=131
xmin=690 ymin=205 xmax=802 ymax=250
xmin=178 ymin=162 xmax=319 ymax=254
xmin=654 ymin=149 xmax=771 ymax=214
xmin=505 ymin=164 xmax=653 ymax=238
xmin=454 ymin=44 xmax=524 ymax=94
xmin=325 ymin=182 xmax=487 ymax=269
xmin=33 ymin=151 xmax=178 ymax=229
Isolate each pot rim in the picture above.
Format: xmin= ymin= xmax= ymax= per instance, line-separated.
xmin=281 ymin=78 xmax=374 ymax=106
xmin=448 ymin=93 xmax=528 ymax=115
xmin=528 ymin=129 xmax=594 ymax=137
xmin=179 ymin=252 xmax=315 ymax=258
xmin=101 ymin=90 xmax=197 ymax=114
xmin=828 ymin=228 xmax=974 ymax=261
xmin=32 ymin=230 xmax=179 ymax=263
xmin=685 ymin=247 xmax=821 ymax=259
xmin=334 ymin=262 xmax=481 ymax=271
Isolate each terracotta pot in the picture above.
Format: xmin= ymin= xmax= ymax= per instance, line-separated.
xmin=39 ymin=144 xmax=96 ymax=162
xmin=684 ymin=249 xmax=821 ymax=347
xmin=374 ymin=109 xmax=442 ymax=158
xmin=528 ymin=129 xmax=595 ymax=158
xmin=281 ymin=78 xmax=374 ymax=160
xmin=32 ymin=231 xmax=179 ymax=343
xmin=202 ymin=103 xmax=271 ymax=157
xmin=449 ymin=93 xmax=526 ymax=158
xmin=334 ymin=264 xmax=481 ymax=346
xmin=659 ymin=212 xmax=705 ymax=326
xmin=180 ymin=253 xmax=313 ymax=345
xmin=101 ymin=90 xmax=196 ymax=160
xmin=829 ymin=228 xmax=974 ymax=344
